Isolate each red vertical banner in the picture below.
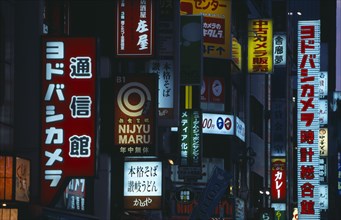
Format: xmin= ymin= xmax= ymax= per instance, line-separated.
xmin=271 ymin=158 xmax=286 ymax=202
xmin=116 ymin=0 xmax=154 ymax=56
xmin=114 ymin=75 xmax=157 ymax=155
xmin=41 ymin=37 xmax=97 ymax=205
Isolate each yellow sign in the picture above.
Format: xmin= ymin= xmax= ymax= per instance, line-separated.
xmin=180 ymin=0 xmax=232 ymax=59
xmin=232 ymin=37 xmax=242 ymax=70
xmin=248 ymin=19 xmax=273 ymax=73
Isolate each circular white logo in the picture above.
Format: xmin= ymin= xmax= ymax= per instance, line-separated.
xmin=212 ymin=80 xmax=222 ymax=97
xmin=117 ymin=82 xmax=151 ymax=117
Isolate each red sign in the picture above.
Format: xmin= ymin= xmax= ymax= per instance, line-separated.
xmin=114 ymin=75 xmax=157 ymax=155
xmin=271 ymin=158 xmax=286 ymax=202
xmin=41 ymin=37 xmax=97 ymax=205
xmin=201 ymin=77 xmax=225 ymax=104
xmin=116 ymin=0 xmax=154 ymax=56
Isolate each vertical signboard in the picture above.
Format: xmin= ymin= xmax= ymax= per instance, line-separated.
xmin=180 ymin=0 xmax=232 ymax=59
xmin=179 ymin=110 xmax=202 ymax=167
xmin=116 ymin=0 xmax=154 ymax=56
xmin=64 ymin=179 xmax=86 ymax=211
xmin=41 ymin=37 xmax=97 ymax=205
xmin=180 ymin=15 xmax=203 ymax=85
xmin=147 ymin=60 xmax=174 ymax=119
xmin=15 ymin=157 xmax=30 ymax=202
xmin=248 ymin=19 xmax=273 ymax=73
xmin=271 ymin=99 xmax=286 ymax=157
xmin=232 ymin=37 xmax=242 ymax=70
xmin=271 ymin=158 xmax=286 ymax=202
xmin=297 ymin=20 xmax=320 ymax=219
xmin=123 ymin=161 xmax=162 ymax=209
xmin=273 ymin=34 xmax=286 ymax=66
xmin=114 ymin=75 xmax=157 ymax=155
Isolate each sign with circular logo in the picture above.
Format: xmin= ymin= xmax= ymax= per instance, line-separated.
xmin=224 ymin=117 xmax=232 ymax=130
xmin=216 ymin=117 xmax=224 ymax=130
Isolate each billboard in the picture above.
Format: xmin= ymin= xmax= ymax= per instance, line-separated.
xmin=41 ymin=37 xmax=97 ymax=205
xmin=297 ymin=20 xmax=320 ymax=218
xmin=248 ymin=19 xmax=273 ymax=73
xmin=116 ymin=0 xmax=154 ymax=56
xmin=180 ymin=0 xmax=232 ymax=59
xmin=114 ymin=75 xmax=157 ymax=155
xmin=123 ymin=160 xmax=162 ymax=209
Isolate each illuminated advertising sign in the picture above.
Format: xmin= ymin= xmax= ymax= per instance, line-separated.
xmin=319 ymin=157 xmax=327 ymax=183
xmin=271 ymin=99 xmax=286 ymax=157
xmin=232 ymin=37 xmax=242 ymax=70
xmin=201 ymin=77 xmax=225 ymax=112
xmin=180 ymin=0 xmax=232 ymax=59
xmin=319 ymin=184 xmax=328 ymax=210
xmin=116 ymin=0 xmax=154 ymax=56
xmin=147 ymin=60 xmax=174 ymax=119
xmin=114 ymin=75 xmax=157 ymax=155
xmin=319 ymin=128 xmax=328 ymax=156
xmin=271 ymin=158 xmax=286 ymax=202
xmin=273 ymin=34 xmax=286 ymax=66
xmin=271 ymin=203 xmax=286 ymax=220
xmin=319 ymin=99 xmax=328 ymax=125
xmin=248 ymin=19 xmax=273 ymax=73
xmin=319 ymin=71 xmax=328 ymax=98
xmin=202 ymin=113 xmax=234 ymax=135
xmin=64 ymin=179 xmax=86 ymax=211
xmin=41 ymin=37 xmax=97 ymax=205
xmin=123 ymin=161 xmax=162 ymax=209
xmin=179 ymin=110 xmax=202 ymax=167
xmin=297 ymin=20 xmax=320 ymax=218
xmin=236 ymin=117 xmax=245 ymax=142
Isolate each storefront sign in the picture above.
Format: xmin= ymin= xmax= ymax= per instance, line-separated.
xmin=202 ymin=113 xmax=234 ymax=135
xmin=271 ymin=99 xmax=286 ymax=157
xmin=147 ymin=60 xmax=174 ymax=119
xmin=114 ymin=75 xmax=157 ymax=155
xmin=319 ymin=71 xmax=328 ymax=98
xmin=180 ymin=0 xmax=232 ymax=59
xmin=319 ymin=184 xmax=328 ymax=210
xmin=273 ymin=34 xmax=286 ymax=66
xmin=297 ymin=20 xmax=320 ymax=218
xmin=179 ymin=110 xmax=202 ymax=167
xmin=319 ymin=157 xmax=328 ymax=183
xmin=41 ymin=37 xmax=97 ymax=205
xmin=236 ymin=117 xmax=245 ymax=142
xmin=319 ymin=99 xmax=328 ymax=125
xmin=123 ymin=161 xmax=162 ymax=209
xmin=64 ymin=179 xmax=86 ymax=211
xmin=232 ymin=37 xmax=242 ymax=70
xmin=319 ymin=128 xmax=328 ymax=156
xmin=248 ymin=19 xmax=273 ymax=73
xmin=271 ymin=158 xmax=286 ymax=202
xmin=116 ymin=0 xmax=154 ymax=56
xmin=201 ymin=77 xmax=225 ymax=112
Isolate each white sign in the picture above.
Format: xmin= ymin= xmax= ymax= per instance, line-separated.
xmin=319 ymin=99 xmax=328 ymax=125
xmin=236 ymin=117 xmax=245 ymax=142
xmin=202 ymin=113 xmax=234 ymax=135
xmin=319 ymin=71 xmax=328 ymax=98
xmin=273 ymin=34 xmax=287 ymax=65
xmin=124 ymin=161 xmax=162 ymax=196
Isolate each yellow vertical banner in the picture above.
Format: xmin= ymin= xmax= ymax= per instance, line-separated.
xmin=180 ymin=0 xmax=232 ymax=59
xmin=248 ymin=19 xmax=273 ymax=73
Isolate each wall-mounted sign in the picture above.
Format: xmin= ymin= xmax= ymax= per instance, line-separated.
xmin=319 ymin=184 xmax=328 ymax=210
xmin=297 ymin=20 xmax=320 ymax=218
xmin=15 ymin=157 xmax=30 ymax=202
xmin=271 ymin=158 xmax=286 ymax=202
xmin=201 ymin=77 xmax=225 ymax=112
xmin=64 ymin=179 xmax=86 ymax=211
xmin=319 ymin=157 xmax=328 ymax=183
xmin=319 ymin=99 xmax=328 ymax=126
xmin=41 ymin=37 xmax=97 ymax=206
xmin=248 ymin=19 xmax=273 ymax=73
xmin=273 ymin=34 xmax=286 ymax=66
xmin=202 ymin=113 xmax=234 ymax=135
xmin=271 ymin=203 xmax=286 ymax=220
xmin=319 ymin=71 xmax=328 ymax=98
xmin=114 ymin=75 xmax=157 ymax=156
xmin=123 ymin=161 xmax=162 ymax=210
xmin=236 ymin=117 xmax=245 ymax=142
xmin=180 ymin=0 xmax=232 ymax=59
xmin=116 ymin=0 xmax=154 ymax=56
xmin=319 ymin=128 xmax=328 ymax=156
xmin=271 ymin=99 xmax=286 ymax=157
xmin=147 ymin=60 xmax=174 ymax=119
xmin=179 ymin=110 xmax=202 ymax=167
xmin=232 ymin=37 xmax=242 ymax=70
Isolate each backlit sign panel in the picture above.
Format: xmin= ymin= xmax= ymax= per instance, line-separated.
xmin=248 ymin=19 xmax=273 ymax=73
xmin=123 ymin=161 xmax=162 ymax=209
xmin=180 ymin=0 xmax=232 ymax=59
xmin=202 ymin=113 xmax=234 ymax=135
xmin=319 ymin=128 xmax=328 ymax=156
xmin=273 ymin=34 xmax=286 ymax=66
xmin=319 ymin=71 xmax=328 ymax=98
xmin=271 ymin=158 xmax=286 ymax=202
xmin=236 ymin=117 xmax=245 ymax=142
xmin=114 ymin=75 xmax=157 ymax=155
xmin=232 ymin=37 xmax=242 ymax=70
xmin=41 ymin=37 xmax=97 ymax=206
xmin=116 ymin=0 xmax=154 ymax=56
xmin=297 ymin=20 xmax=320 ymax=219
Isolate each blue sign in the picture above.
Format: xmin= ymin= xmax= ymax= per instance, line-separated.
xmin=216 ymin=117 xmax=224 ymax=130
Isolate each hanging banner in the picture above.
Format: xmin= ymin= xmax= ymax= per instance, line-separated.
xmin=116 ymin=0 xmax=154 ymax=56
xmin=248 ymin=19 xmax=273 ymax=73
xmin=297 ymin=20 xmax=320 ymax=219
xmin=180 ymin=0 xmax=232 ymax=59
xmin=114 ymin=75 xmax=157 ymax=156
xmin=41 ymin=37 xmax=97 ymax=205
